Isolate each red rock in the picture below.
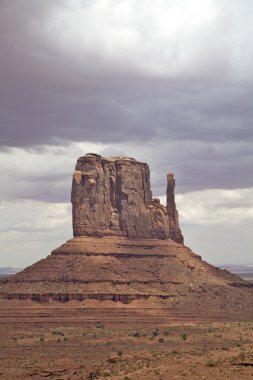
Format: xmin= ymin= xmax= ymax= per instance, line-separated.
xmin=0 ymin=153 xmax=252 ymax=320
xmin=71 ymin=153 xmax=183 ymax=242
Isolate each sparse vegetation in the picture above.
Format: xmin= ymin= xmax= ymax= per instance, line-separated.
xmin=51 ymin=330 xmax=64 ymax=336
xmin=1 ymin=321 xmax=253 ymax=379
xmin=206 ymin=359 xmax=217 ymax=367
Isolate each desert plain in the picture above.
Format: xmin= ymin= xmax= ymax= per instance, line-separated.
xmin=0 ymin=297 xmax=253 ymax=380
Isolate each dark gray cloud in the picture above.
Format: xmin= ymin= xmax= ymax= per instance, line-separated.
xmin=1 ymin=71 xmax=253 ymax=148
xmin=0 ymin=0 xmax=253 ymax=267
xmin=0 ymin=139 xmax=251 ymax=207
xmin=116 ymin=140 xmax=253 ymax=194
xmin=1 ymin=0 xmax=253 ymax=151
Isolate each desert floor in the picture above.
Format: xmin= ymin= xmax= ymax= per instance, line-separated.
xmin=0 ymin=300 xmax=252 ymax=379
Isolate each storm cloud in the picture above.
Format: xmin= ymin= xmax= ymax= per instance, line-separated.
xmin=0 ymin=0 xmax=252 ymax=266
xmin=1 ymin=0 xmax=253 ymax=147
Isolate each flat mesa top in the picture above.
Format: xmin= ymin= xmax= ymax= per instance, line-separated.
xmin=78 ymin=153 xmax=141 ymax=163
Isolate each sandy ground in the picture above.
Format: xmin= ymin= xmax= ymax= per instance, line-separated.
xmin=0 ymin=299 xmax=252 ymax=379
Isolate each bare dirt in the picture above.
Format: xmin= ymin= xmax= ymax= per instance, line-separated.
xmin=0 ymin=299 xmax=252 ymax=380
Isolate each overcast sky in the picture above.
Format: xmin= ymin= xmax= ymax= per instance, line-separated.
xmin=0 ymin=0 xmax=252 ymax=267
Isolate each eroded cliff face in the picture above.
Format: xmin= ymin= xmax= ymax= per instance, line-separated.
xmin=1 ymin=153 xmax=252 ymax=311
xmin=71 ymin=153 xmax=183 ymax=243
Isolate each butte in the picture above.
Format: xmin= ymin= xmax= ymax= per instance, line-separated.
xmin=0 ymin=153 xmax=252 ymax=323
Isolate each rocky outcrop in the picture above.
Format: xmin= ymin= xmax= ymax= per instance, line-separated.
xmin=1 ymin=154 xmax=252 ymax=316
xmin=0 ymin=237 xmax=249 ymax=308
xmin=71 ymin=153 xmax=183 ymax=243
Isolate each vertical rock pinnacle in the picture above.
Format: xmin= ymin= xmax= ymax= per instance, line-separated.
xmin=166 ymin=173 xmax=183 ymax=243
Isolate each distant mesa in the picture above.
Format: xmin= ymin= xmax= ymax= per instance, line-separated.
xmin=0 ymin=153 xmax=252 ymax=320
xmin=0 ymin=267 xmax=22 ymax=275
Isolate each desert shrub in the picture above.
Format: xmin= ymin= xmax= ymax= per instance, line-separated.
xmin=152 ymin=330 xmax=159 ymax=337
xmin=96 ymin=323 xmax=104 ymax=329
xmin=88 ymin=371 xmax=100 ymax=380
xmin=206 ymin=359 xmax=217 ymax=367
xmin=103 ymin=370 xmax=111 ymax=377
xmin=63 ymin=337 xmax=68 ymax=341
xmin=117 ymin=350 xmax=123 ymax=356
xmin=40 ymin=337 xmax=44 ymax=342
xmin=229 ymin=356 xmax=237 ymax=364
xmin=132 ymin=332 xmax=140 ymax=337
xmin=182 ymin=334 xmax=187 ymax=341
xmin=52 ymin=330 xmax=64 ymax=336
xmin=158 ymin=338 xmax=164 ymax=343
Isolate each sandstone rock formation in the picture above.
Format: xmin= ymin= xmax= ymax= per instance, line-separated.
xmin=0 ymin=153 xmax=252 ymax=321
xmin=0 ymin=236 xmax=248 ymax=305
xmin=71 ymin=153 xmax=183 ymax=242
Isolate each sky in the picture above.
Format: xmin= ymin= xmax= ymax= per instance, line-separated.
xmin=0 ymin=0 xmax=253 ymax=267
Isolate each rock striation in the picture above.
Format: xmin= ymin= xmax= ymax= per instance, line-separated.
xmin=0 ymin=153 xmax=252 ymax=320
xmin=71 ymin=153 xmax=183 ymax=242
